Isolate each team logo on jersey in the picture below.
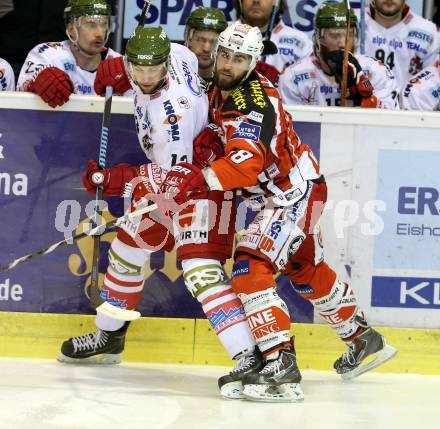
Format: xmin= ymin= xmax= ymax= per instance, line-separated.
xmin=266 ymin=163 xmax=280 ymax=179
xmin=248 ymin=110 xmax=264 ymax=123
xmin=37 ymin=42 xmax=62 ymax=54
xmin=181 ymin=61 xmax=202 ymax=96
xmin=78 ymin=83 xmax=92 ymax=94
xmin=249 ymin=79 xmax=267 ymax=108
xmin=231 ymin=87 xmax=247 ymax=110
xmin=231 ymin=122 xmax=261 ymax=142
xmin=280 ymin=37 xmax=303 ymax=47
xmin=162 ymin=100 xmax=181 ymax=141
xmin=293 ymin=71 xmax=316 ymax=84
xmin=232 ymin=260 xmax=250 ymax=277
xmin=178 ymin=96 xmax=190 ymax=109
xmin=408 ymin=30 xmax=433 ymax=44
xmin=63 ymin=62 xmax=75 ymax=72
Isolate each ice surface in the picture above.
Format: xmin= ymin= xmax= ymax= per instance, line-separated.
xmin=0 ymin=358 xmax=438 ymax=429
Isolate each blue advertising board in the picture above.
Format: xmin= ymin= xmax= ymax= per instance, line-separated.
xmin=0 ymin=107 xmax=321 ymax=323
xmin=372 ymin=149 xmax=440 ymax=310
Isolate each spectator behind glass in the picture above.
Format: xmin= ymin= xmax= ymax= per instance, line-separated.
xmin=365 ymin=0 xmax=440 ymax=92
xmin=233 ymin=0 xmax=312 ymax=85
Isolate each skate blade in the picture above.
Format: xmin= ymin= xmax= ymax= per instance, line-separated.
xmin=57 ymin=353 xmax=122 ymax=365
xmin=341 ymin=344 xmax=398 ymax=380
xmin=220 ymin=381 xmax=244 ymax=400
xmin=243 ymin=383 xmax=304 ymax=403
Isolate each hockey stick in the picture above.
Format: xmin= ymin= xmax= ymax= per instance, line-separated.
xmin=0 ymin=203 xmax=157 ymax=274
xmin=261 ymin=0 xmax=281 ymax=59
xmin=138 ymin=0 xmax=152 ymax=27
xmin=341 ymin=0 xmax=352 ymax=107
xmin=89 ymin=85 xmax=113 ymax=310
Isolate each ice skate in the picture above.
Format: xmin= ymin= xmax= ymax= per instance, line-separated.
xmin=242 ymin=347 xmax=304 ymax=403
xmin=57 ymin=322 xmax=130 ymax=364
xmin=218 ymin=348 xmax=264 ymax=399
xmin=334 ymin=328 xmax=397 ymax=380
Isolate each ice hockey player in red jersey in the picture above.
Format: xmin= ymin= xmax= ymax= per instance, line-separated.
xmin=162 ymin=21 xmax=398 ymax=402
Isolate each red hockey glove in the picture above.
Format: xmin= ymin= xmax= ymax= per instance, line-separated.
xmin=327 ymin=50 xmax=375 ymax=107
xmin=29 ymin=67 xmax=74 ymax=108
xmin=82 ymin=159 xmax=139 ymax=196
xmin=94 ymin=56 xmax=131 ymax=96
xmin=255 ymin=61 xmax=280 ymax=86
xmin=161 ymin=162 xmax=207 ymax=204
xmin=193 ymin=124 xmax=224 ymax=168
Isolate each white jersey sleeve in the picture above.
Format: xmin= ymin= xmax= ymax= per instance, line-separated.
xmin=401 ymin=66 xmax=440 ymax=111
xmin=0 ymin=58 xmax=15 ymax=91
xmin=266 ymin=20 xmax=313 ymax=72
xmin=278 ymin=56 xmax=319 ymax=106
xmin=17 ymin=41 xmax=126 ymax=95
xmin=357 ymin=55 xmax=400 ymax=109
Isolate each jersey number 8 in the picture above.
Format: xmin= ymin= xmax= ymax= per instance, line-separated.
xmin=230 ymin=150 xmax=253 ymax=164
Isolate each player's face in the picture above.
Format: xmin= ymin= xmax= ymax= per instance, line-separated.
xmin=374 ymin=0 xmax=405 ymax=17
xmin=74 ymin=16 xmax=109 ymax=54
xmin=130 ymin=62 xmax=168 ymax=94
xmin=187 ymin=29 xmax=219 ymax=70
xmin=242 ymin=0 xmax=273 ymax=27
xmin=215 ymin=47 xmax=251 ymax=90
xmin=319 ymin=28 xmax=356 ymax=52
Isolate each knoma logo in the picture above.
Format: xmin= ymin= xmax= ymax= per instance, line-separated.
xmin=162 ymin=100 xmax=181 ymax=141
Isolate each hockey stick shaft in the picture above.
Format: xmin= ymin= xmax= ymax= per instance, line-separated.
xmin=139 ymin=0 xmax=151 ymax=27
xmin=0 ymin=204 xmax=158 ymax=274
xmin=90 ymin=86 xmax=113 ymax=308
xmin=341 ymin=0 xmax=351 ymax=107
xmin=261 ymin=0 xmax=281 ymax=62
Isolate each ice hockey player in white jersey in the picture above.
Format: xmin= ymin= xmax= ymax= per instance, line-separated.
xmin=401 ymin=63 xmax=440 ymax=111
xmin=233 ymin=0 xmax=312 ymax=84
xmin=16 ymin=0 xmax=126 ymax=107
xmin=58 ymin=27 xmax=257 ymax=400
xmin=279 ymin=1 xmax=400 ymax=109
xmin=0 ymin=57 xmax=15 ymax=91
xmin=365 ymin=0 xmax=440 ymax=91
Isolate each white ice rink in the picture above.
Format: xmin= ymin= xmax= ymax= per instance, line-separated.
xmin=1 ymin=358 xmax=438 ymax=429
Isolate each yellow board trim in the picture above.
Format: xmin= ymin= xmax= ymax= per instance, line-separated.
xmin=1 ymin=312 xmax=439 ymax=375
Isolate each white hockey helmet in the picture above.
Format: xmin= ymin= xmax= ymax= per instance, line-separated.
xmin=216 ymin=22 xmax=263 ymax=81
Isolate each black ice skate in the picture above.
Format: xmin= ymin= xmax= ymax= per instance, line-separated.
xmin=57 ymin=322 xmax=130 ymax=364
xmin=218 ymin=348 xmax=264 ymax=399
xmin=334 ymin=328 xmax=397 ymax=380
xmin=242 ymin=347 xmax=304 ymax=402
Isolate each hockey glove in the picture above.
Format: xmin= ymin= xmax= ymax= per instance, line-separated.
xmin=82 ymin=159 xmax=139 ymax=196
xmin=193 ymin=124 xmax=224 ymax=168
xmin=29 ymin=67 xmax=74 ymax=108
xmin=94 ymin=56 xmax=131 ymax=96
xmin=255 ymin=61 xmax=280 ymax=86
xmin=327 ymin=50 xmax=376 ymax=107
xmin=161 ymin=162 xmax=208 ymax=205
